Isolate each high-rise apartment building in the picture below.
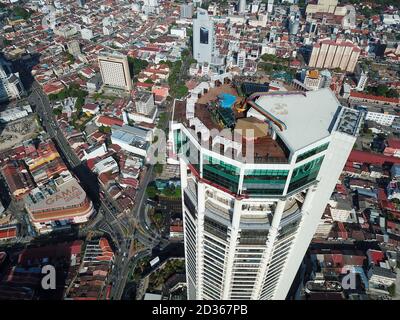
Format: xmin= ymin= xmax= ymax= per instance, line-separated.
xmin=267 ymin=0 xmax=274 ymax=13
xmin=308 ymin=38 xmax=361 ymax=72
xmin=0 ymin=59 xmax=25 ymax=102
xmin=356 ymin=70 xmax=368 ymax=92
xmin=67 ymin=40 xmax=81 ymax=57
xmin=238 ymin=0 xmax=246 ymax=14
xmin=180 ymin=2 xmax=194 ymax=19
xmin=98 ymin=52 xmax=132 ymax=91
xmin=169 ymin=89 xmax=362 ymax=300
xmin=193 ymin=9 xmax=214 ymax=64
xmin=237 ymin=50 xmax=246 ymax=69
xmin=143 ymin=0 xmax=159 ymax=15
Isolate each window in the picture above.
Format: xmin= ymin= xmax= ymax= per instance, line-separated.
xmin=184 ymin=192 xmax=197 ymax=219
xmin=203 ymin=155 xmax=240 ymax=193
xmin=288 ymin=156 xmax=324 ymax=193
xmin=239 ymin=229 xmax=269 ymax=245
xmin=296 ymin=143 xmax=329 ymax=163
xmin=204 ymin=216 xmax=228 ymax=240
xmin=200 ymin=27 xmax=209 ymax=44
xmin=242 ymin=169 xmax=288 ymax=196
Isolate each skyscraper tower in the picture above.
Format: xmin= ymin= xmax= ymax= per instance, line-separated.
xmin=193 ymin=8 xmax=214 ymax=64
xmin=238 ymin=0 xmax=246 ymax=14
xmin=267 ymin=0 xmax=274 ymax=13
xmin=170 ymin=89 xmax=362 ymax=300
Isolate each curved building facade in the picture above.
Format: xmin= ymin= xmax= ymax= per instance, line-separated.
xmin=169 ymin=89 xmax=363 ymax=300
xmin=25 ymin=177 xmax=95 ymax=234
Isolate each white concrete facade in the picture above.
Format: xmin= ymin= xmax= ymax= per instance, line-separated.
xmin=171 ymin=90 xmax=361 ymax=300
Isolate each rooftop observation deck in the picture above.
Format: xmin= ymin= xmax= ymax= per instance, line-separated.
xmin=172 ymin=84 xmax=356 ymax=164
xmin=173 ymin=99 xmax=288 ymax=163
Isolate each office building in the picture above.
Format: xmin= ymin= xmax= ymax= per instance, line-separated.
xmin=288 ymin=15 xmax=300 ymax=35
xmin=98 ymin=52 xmax=133 ymax=91
xmin=193 ymin=8 xmax=214 ymax=64
xmin=308 ymin=38 xmax=361 ymax=72
xmin=356 ymin=70 xmax=368 ymax=92
xmin=77 ymin=0 xmax=85 ymax=7
xmin=0 ymin=59 xmax=25 ymax=102
xmin=303 ymin=70 xmax=322 ymax=91
xmin=238 ymin=0 xmax=246 ymax=14
xmin=111 ymin=125 xmax=151 ymax=157
xmin=237 ymin=50 xmax=246 ymax=69
xmin=135 ymin=91 xmax=156 ymax=116
xmin=170 ymin=89 xmax=362 ymax=300
xmin=81 ymin=28 xmax=93 ymax=40
xmin=267 ymin=0 xmax=274 ymax=13
xmin=143 ymin=0 xmax=159 ymax=15
xmin=67 ymin=40 xmax=81 ymax=57
xmin=180 ymin=2 xmax=194 ymax=19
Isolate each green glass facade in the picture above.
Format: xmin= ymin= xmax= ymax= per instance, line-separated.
xmin=203 ymin=155 xmax=240 ymax=193
xmin=174 ymin=128 xmax=327 ymax=197
xmin=288 ymin=156 xmax=324 ymax=193
xmin=242 ymin=169 xmax=289 ymax=196
xmin=174 ymin=129 xmax=200 ymax=171
xmin=296 ymin=143 xmax=329 ymax=163
xmin=174 ymin=129 xmax=184 ymax=154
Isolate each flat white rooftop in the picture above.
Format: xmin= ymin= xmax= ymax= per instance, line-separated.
xmin=253 ymin=89 xmax=340 ymax=151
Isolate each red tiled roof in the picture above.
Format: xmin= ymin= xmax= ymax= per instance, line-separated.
xmin=347 ymin=150 xmax=400 ymax=165
xmin=42 ymin=81 xmax=65 ymax=95
xmin=387 ymin=139 xmax=400 ymax=149
xmin=368 ymin=250 xmax=384 ymax=264
xmin=83 ymin=103 xmax=98 ymax=111
xmin=0 ymin=227 xmax=17 ymax=240
xmin=350 ymin=91 xmax=400 ymax=104
xmin=135 ymin=82 xmax=153 ymax=88
xmin=119 ymin=177 xmax=139 ymax=189
xmin=97 ymin=116 xmax=123 ymax=127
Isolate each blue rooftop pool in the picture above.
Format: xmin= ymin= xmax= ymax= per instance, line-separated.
xmin=219 ymin=93 xmax=237 ymax=109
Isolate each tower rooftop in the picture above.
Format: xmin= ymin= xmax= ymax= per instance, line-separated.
xmin=253 ymin=89 xmax=341 ymax=151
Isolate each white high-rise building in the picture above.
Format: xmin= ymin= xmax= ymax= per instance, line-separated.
xmin=98 ymin=52 xmax=132 ymax=91
xmin=0 ymin=60 xmax=25 ymax=102
xmin=169 ymin=89 xmax=362 ymax=300
xmin=356 ymin=70 xmax=368 ymax=92
xmin=143 ymin=0 xmax=159 ymax=15
xmin=267 ymin=0 xmax=274 ymax=13
xmin=181 ymin=2 xmax=194 ymax=19
xmin=193 ymin=8 xmax=214 ymax=64
xmin=67 ymin=40 xmax=81 ymax=57
xmin=238 ymin=0 xmax=246 ymax=14
xmin=237 ymin=50 xmax=246 ymax=69
xmin=308 ymin=38 xmax=361 ymax=72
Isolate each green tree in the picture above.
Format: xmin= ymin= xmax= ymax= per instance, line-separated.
xmin=13 ymin=7 xmax=31 ymax=20
xmin=3 ymin=39 xmax=12 ymax=46
xmin=53 ymin=107 xmax=62 ymax=116
xmin=388 ymin=284 xmax=396 ymax=297
xmin=127 ymin=57 xmax=149 ymax=77
xmin=174 ymin=85 xmax=188 ymax=99
xmin=146 ymin=186 xmax=158 ymax=198
xmin=154 ymin=163 xmax=163 ymax=175
xmin=98 ymin=125 xmax=111 ymax=134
